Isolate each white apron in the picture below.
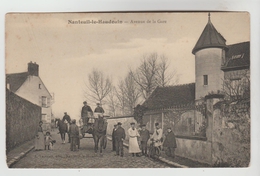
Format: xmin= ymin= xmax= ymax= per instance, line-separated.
xmin=128 ymin=128 xmax=141 ymax=153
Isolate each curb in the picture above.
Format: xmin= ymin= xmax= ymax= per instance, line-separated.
xmin=106 ymin=136 xmax=188 ymax=168
xmin=7 ymin=146 xmax=35 ymax=168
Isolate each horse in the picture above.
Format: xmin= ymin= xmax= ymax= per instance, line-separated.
xmin=55 ymin=118 xmax=68 ymax=144
xmin=92 ymin=116 xmax=107 ymax=155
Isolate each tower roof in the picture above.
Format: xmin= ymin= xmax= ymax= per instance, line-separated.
xmin=192 ymin=13 xmax=227 ymax=54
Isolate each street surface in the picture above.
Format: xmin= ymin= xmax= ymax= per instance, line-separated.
xmin=12 ymin=130 xmax=170 ymax=168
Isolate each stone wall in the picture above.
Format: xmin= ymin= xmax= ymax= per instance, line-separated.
xmin=175 ymin=138 xmax=212 ymax=164
xmin=6 ymin=90 xmax=41 ymax=153
xmin=211 ymin=100 xmax=250 ymax=167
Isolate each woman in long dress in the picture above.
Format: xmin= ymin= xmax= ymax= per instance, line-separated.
xmin=128 ymin=122 xmax=141 ymax=157
xmin=35 ymin=121 xmax=45 ymax=151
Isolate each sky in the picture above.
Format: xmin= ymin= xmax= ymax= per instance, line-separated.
xmin=5 ymin=12 xmax=250 ymax=120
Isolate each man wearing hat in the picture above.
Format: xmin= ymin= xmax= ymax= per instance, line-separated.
xmin=62 ymin=112 xmax=71 ymax=143
xmin=94 ymin=103 xmax=105 ymax=119
xmin=163 ymin=126 xmax=177 ymax=158
xmin=94 ymin=103 xmax=105 ymax=113
xmin=81 ymin=101 xmax=93 ymax=124
xmin=69 ymin=119 xmax=79 ymax=151
xmin=150 ymin=122 xmax=163 ymax=149
xmin=139 ymin=124 xmax=150 ymax=156
xmin=114 ymin=122 xmax=125 ymax=157
xmin=111 ymin=124 xmax=118 ymax=151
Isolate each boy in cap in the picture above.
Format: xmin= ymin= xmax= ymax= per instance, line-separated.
xmin=139 ymin=124 xmax=150 ymax=156
xmin=163 ymin=126 xmax=177 ymax=158
xmin=114 ymin=122 xmax=125 ymax=157
xmin=69 ymin=119 xmax=79 ymax=151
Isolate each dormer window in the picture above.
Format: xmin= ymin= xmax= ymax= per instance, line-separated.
xmin=39 ymin=84 xmax=41 ymax=89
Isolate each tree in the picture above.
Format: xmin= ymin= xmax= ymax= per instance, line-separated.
xmin=85 ymin=68 xmax=112 ymax=104
xmin=156 ymin=56 xmax=179 ymax=87
xmin=223 ymin=70 xmax=250 ymax=102
xmin=124 ymin=72 xmax=141 ymax=114
xmin=130 ymin=52 xmax=179 ymax=100
xmin=106 ymin=86 xmax=118 ymax=117
xmin=129 ymin=53 xmax=159 ymax=100
xmin=115 ymin=79 xmax=127 ymax=116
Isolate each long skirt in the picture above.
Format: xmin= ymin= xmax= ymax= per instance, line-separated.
xmin=129 ymin=137 xmax=141 ymax=153
xmin=35 ymin=132 xmax=44 ymax=150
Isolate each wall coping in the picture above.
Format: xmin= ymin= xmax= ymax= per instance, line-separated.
xmin=107 ymin=115 xmax=133 ymax=119
xmin=176 ymin=135 xmax=207 ymax=141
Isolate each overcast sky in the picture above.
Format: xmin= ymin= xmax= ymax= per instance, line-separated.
xmin=5 ymin=12 xmax=250 ymax=119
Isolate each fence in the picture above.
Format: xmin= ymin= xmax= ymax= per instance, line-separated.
xmin=6 ymin=90 xmax=41 ymax=153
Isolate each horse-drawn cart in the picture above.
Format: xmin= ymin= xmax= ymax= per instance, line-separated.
xmin=79 ymin=113 xmax=109 ymax=154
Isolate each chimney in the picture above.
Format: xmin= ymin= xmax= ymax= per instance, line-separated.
xmin=28 ymin=61 xmax=39 ymax=76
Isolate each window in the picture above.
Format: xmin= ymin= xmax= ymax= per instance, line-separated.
xmin=39 ymin=84 xmax=41 ymax=89
xmin=203 ymin=75 xmax=208 ymax=85
xmin=42 ymin=96 xmax=47 ymax=107
xmin=41 ymin=114 xmax=47 ymax=122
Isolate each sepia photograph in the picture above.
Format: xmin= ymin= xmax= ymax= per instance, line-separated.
xmin=5 ymin=12 xmax=250 ymax=168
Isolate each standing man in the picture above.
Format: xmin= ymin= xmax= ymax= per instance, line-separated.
xmin=81 ymin=101 xmax=93 ymax=124
xmin=114 ymin=122 xmax=125 ymax=157
xmin=150 ymin=122 xmax=163 ymax=150
xmin=111 ymin=124 xmax=117 ymax=151
xmin=139 ymin=124 xmax=150 ymax=156
xmin=62 ymin=112 xmax=71 ymax=143
xmin=69 ymin=119 xmax=79 ymax=151
xmin=128 ymin=122 xmax=141 ymax=157
xmin=163 ymin=126 xmax=177 ymax=158
xmin=94 ymin=103 xmax=105 ymax=119
xmin=94 ymin=103 xmax=105 ymax=113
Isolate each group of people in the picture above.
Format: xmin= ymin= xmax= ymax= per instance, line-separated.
xmin=111 ymin=122 xmax=177 ymax=158
xmin=35 ymin=100 xmax=177 ymax=158
xmin=35 ymin=121 xmax=56 ymax=151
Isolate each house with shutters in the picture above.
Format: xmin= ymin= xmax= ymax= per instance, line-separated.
xmin=6 ymin=62 xmax=54 ymax=130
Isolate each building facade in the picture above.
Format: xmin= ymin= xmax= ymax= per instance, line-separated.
xmin=6 ymin=62 xmax=54 ymax=130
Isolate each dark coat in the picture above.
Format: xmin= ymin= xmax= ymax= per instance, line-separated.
xmin=81 ymin=105 xmax=93 ymax=117
xmin=114 ymin=126 xmax=125 ymax=140
xmin=62 ymin=115 xmax=71 ymax=124
xmin=94 ymin=106 xmax=105 ymax=113
xmin=139 ymin=129 xmax=150 ymax=142
xmin=112 ymin=128 xmax=117 ymax=139
xmin=69 ymin=124 xmax=79 ymax=138
xmin=163 ymin=131 xmax=177 ymax=148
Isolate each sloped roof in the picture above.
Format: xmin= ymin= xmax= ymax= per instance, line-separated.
xmin=143 ymin=83 xmax=195 ymax=110
xmin=222 ymin=41 xmax=250 ymax=71
xmin=6 ymin=72 xmax=29 ymax=92
xmin=192 ymin=14 xmax=227 ymax=54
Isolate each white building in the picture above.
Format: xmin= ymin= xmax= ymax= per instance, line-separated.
xmin=6 ymin=62 xmax=54 ymax=130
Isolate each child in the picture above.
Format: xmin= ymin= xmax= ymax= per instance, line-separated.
xmin=163 ymin=126 xmax=177 ymax=158
xmin=69 ymin=119 xmax=79 ymax=151
xmin=44 ymin=131 xmax=54 ymax=150
xmin=139 ymin=124 xmax=150 ymax=156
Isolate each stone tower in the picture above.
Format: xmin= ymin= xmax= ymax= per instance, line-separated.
xmin=192 ymin=13 xmax=228 ymax=101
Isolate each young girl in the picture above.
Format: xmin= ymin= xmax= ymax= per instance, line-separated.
xmin=44 ymin=131 xmax=54 ymax=150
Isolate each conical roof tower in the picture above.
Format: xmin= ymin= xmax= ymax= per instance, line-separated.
xmin=192 ymin=13 xmax=228 ymax=54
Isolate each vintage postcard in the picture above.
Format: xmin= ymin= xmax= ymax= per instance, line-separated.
xmin=5 ymin=12 xmax=250 ymax=168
